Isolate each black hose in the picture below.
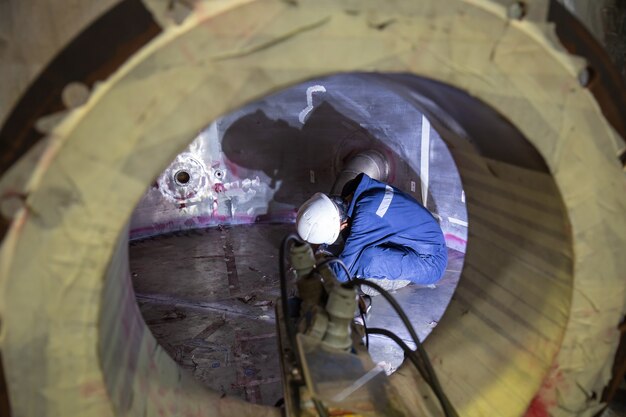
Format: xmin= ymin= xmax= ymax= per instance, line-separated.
xmin=316 ymin=257 xmax=353 ymax=282
xmin=279 ymin=234 xmax=330 ymax=417
xmin=366 ymin=327 xmax=458 ymax=417
xmin=279 ymin=233 xmax=305 ymax=368
xmin=366 ymin=327 xmax=429 ymax=382
xmin=347 ymin=279 xmax=458 ymax=417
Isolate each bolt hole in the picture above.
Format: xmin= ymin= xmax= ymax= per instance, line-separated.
xmin=175 ymin=170 xmax=191 ymax=185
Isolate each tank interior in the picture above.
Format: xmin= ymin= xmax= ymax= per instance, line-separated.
xmin=129 ymin=74 xmax=468 ymax=405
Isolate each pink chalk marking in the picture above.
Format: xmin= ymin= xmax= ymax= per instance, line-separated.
xmin=524 ymin=364 xmax=565 ymax=417
xmin=444 ymin=233 xmax=467 ymax=246
xmin=223 ymin=159 xmax=240 ymax=177
xmin=34 ymin=132 xmax=61 ymax=178
xmin=1 ymin=189 xmax=32 ymax=237
xmin=80 ymin=381 xmax=106 ymax=398
xmin=444 ymin=233 xmax=467 ymax=253
xmin=129 ymin=210 xmax=298 ymax=240
xmin=525 ymin=396 xmax=549 ymax=417
xmin=7 ymin=206 xmax=29 ymax=237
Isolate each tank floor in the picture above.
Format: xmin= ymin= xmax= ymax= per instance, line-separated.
xmin=130 ymin=224 xmax=463 ymax=406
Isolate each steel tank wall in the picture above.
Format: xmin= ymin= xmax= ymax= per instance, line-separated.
xmin=128 ymin=73 xmax=469 ymax=252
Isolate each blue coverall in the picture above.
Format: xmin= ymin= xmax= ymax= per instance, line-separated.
xmin=330 ymin=174 xmax=447 ymax=284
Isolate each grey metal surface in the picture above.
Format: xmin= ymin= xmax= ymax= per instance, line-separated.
xmin=330 ymin=149 xmax=389 ymax=195
xmin=130 ymin=224 xmax=463 ymax=405
xmin=130 ymin=225 xmax=284 ymax=405
xmin=129 ymin=73 xmax=468 ymax=252
xmin=367 ymin=248 xmax=465 ymax=374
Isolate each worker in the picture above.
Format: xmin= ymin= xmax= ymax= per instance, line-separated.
xmin=296 ymin=173 xmax=448 ymax=292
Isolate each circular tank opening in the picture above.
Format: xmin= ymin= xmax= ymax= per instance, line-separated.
xmin=126 ymin=72 xmax=571 ymax=411
xmin=5 ymin=1 xmax=624 ymax=414
xmin=5 ymin=0 xmax=621 ymax=412
xmin=128 ymin=73 xmax=478 ymax=405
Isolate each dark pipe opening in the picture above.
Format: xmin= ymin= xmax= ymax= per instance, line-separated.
xmin=175 ymin=170 xmax=191 ymax=185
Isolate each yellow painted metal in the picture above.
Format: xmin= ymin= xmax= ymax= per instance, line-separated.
xmin=0 ymin=1 xmax=624 ymax=416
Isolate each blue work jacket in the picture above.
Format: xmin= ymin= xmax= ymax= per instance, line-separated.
xmin=330 ymin=173 xmax=446 ymax=282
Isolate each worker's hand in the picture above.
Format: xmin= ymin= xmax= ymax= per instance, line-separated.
xmin=314 ymin=244 xmax=334 ymax=260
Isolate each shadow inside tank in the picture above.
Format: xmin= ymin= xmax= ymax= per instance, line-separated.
xmin=221 ymin=101 xmax=438 ymax=217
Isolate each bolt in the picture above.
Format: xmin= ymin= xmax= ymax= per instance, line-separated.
xmin=618 ymin=148 xmax=626 ymax=171
xmin=578 ymin=66 xmax=594 ymax=87
xmin=61 ymin=82 xmax=90 ymax=109
xmin=508 ymin=2 xmax=526 ymax=20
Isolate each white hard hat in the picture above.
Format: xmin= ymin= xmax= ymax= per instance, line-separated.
xmin=296 ymin=193 xmax=341 ymax=245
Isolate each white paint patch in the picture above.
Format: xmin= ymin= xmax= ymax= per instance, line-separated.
xmin=298 ymin=85 xmax=326 ymax=124
xmin=191 ymin=122 xmax=216 ymax=154
xmin=448 ymin=217 xmax=469 ymax=227
xmin=156 ymin=152 xmax=210 ymax=203
xmin=461 ymin=190 xmax=466 ymax=203
xmin=420 ymin=115 xmax=431 ymax=207
xmin=410 ymin=180 xmax=416 ymax=192
xmin=376 ymin=185 xmax=394 ymax=218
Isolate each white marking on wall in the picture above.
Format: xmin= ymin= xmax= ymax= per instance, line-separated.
xmin=461 ymin=190 xmax=466 ymax=203
xmin=410 ymin=180 xmax=416 ymax=192
xmin=298 ymin=85 xmax=327 ymax=124
xmin=420 ymin=115 xmax=431 ymax=207
xmin=448 ymin=217 xmax=469 ymax=227
xmin=376 ymin=185 xmax=394 ymax=218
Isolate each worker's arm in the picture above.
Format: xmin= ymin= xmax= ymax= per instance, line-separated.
xmin=330 ymin=211 xmax=382 ymax=282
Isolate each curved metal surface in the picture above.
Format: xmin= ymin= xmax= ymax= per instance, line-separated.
xmin=129 ymin=74 xmax=469 ymax=254
xmin=0 ymin=0 xmax=161 ymax=177
xmin=330 ymin=150 xmax=390 ymax=195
